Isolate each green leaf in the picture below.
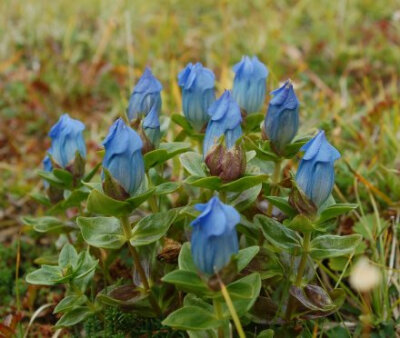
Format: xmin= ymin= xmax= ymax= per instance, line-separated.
xmin=155 ymin=182 xmax=181 ymax=195
xmin=310 ymin=234 xmax=362 ymax=260
xmin=22 ymin=216 xmax=65 ymax=233
xmin=180 ymin=152 xmax=207 ymax=177
xmin=86 ymin=189 xmax=131 ymax=216
xmin=220 ymin=175 xmax=268 ymax=192
xmin=130 ymin=209 xmax=178 ymax=246
xmin=225 ymin=273 xmax=261 ymax=300
xmin=162 ymin=270 xmax=210 ymax=296
xmin=265 ymin=196 xmax=297 ymax=217
xmin=236 ymin=246 xmax=259 ymax=272
xmin=257 ymin=329 xmax=275 ymax=338
xmin=144 ymin=142 xmax=191 ymax=169
xmin=184 ymin=176 xmax=222 ymax=190
xmin=58 ymin=243 xmax=78 ymax=269
xmin=244 ymin=113 xmax=264 ymax=132
xmin=171 ymin=114 xmax=196 ymax=134
xmin=37 ymin=170 xmax=65 ymax=188
xmin=72 ymin=250 xmax=98 ymax=291
xmin=82 ymin=162 xmax=101 ymax=182
xmin=54 ymin=295 xmax=87 ymax=314
xmin=284 ymin=136 xmax=310 ymax=158
xmin=178 ymin=242 xmax=197 ymax=273
xmin=162 ymin=306 xmax=222 ymax=331
xmin=231 ymin=184 xmax=262 ymax=211
xmin=53 ymin=168 xmax=74 ymax=188
xmin=25 ymin=265 xmax=64 ymax=285
xmin=126 ymin=188 xmax=156 ymax=209
xmin=184 ymin=294 xmax=213 ymax=312
xmin=30 ymin=193 xmax=52 ymax=207
xmin=220 ymin=273 xmax=262 ymax=316
xmin=317 ymin=203 xmax=358 ymax=225
xmin=61 ymin=189 xmax=88 ymax=209
xmin=255 ymin=215 xmax=302 ymax=254
xmin=77 ymin=216 xmax=126 ymax=249
xmin=55 ymin=306 xmax=91 ymax=327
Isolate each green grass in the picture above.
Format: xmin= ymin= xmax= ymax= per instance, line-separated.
xmin=1 ymin=0 xmax=400 ymax=335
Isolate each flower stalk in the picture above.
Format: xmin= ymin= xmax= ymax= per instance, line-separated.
xmin=285 ymin=231 xmax=311 ymax=320
xmin=120 ymin=215 xmax=162 ymax=316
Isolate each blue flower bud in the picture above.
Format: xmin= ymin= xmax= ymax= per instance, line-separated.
xmin=232 ymin=56 xmax=268 ymax=114
xmin=178 ymin=62 xmax=216 ymax=131
xmin=102 ymin=118 xmax=145 ymax=196
xmin=142 ymin=106 xmax=161 ymax=149
xmin=295 ymin=131 xmax=340 ymax=208
xmin=203 ymin=90 xmax=242 ymax=156
xmin=264 ymin=80 xmax=299 ymax=155
xmin=191 ymin=196 xmax=240 ymax=275
xmin=127 ymin=67 xmax=163 ymax=120
xmin=48 ymin=114 xmax=86 ymax=168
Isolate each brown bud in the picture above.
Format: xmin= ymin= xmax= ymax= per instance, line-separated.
xmin=205 ymin=143 xmax=224 ymax=176
xmin=289 ymin=182 xmax=317 ymax=216
xmin=219 ymin=145 xmax=246 ymax=182
xmin=102 ymin=168 xmax=130 ymax=201
xmin=205 ymin=143 xmax=246 ymax=182
xmin=157 ymin=238 xmax=182 ymax=264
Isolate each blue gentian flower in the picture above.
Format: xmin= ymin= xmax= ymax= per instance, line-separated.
xmin=127 ymin=67 xmax=163 ymax=120
xmin=191 ymin=196 xmax=240 ymax=275
xmin=102 ymin=118 xmax=144 ymax=196
xmin=48 ymin=114 xmax=86 ymax=168
xmin=203 ymin=90 xmax=242 ymax=156
xmin=142 ymin=106 xmax=161 ymax=149
xmin=232 ymin=56 xmax=268 ymax=114
xmin=42 ymin=155 xmax=52 ymax=188
xmin=178 ymin=62 xmax=215 ymax=131
xmin=296 ymin=131 xmax=340 ymax=208
xmin=264 ymin=80 xmax=299 ymax=155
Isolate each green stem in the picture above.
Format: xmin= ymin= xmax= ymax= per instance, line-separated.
xmin=266 ymin=159 xmax=282 ymax=217
xmin=146 ymin=172 xmax=158 ymax=213
xmin=219 ymin=279 xmax=246 ymax=338
xmin=120 ymin=215 xmax=162 ymax=316
xmin=219 ymin=190 xmax=227 ymax=203
xmin=213 ymin=299 xmax=224 ymax=338
xmin=285 ymin=231 xmax=311 ymax=320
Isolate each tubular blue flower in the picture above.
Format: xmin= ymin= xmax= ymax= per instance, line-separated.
xmin=127 ymin=67 xmax=163 ymax=120
xmin=295 ymin=131 xmax=340 ymax=208
xmin=190 ymin=196 xmax=240 ymax=275
xmin=203 ymin=90 xmax=242 ymax=156
xmin=48 ymin=114 xmax=86 ymax=168
xmin=264 ymin=80 xmax=299 ymax=155
xmin=102 ymin=118 xmax=144 ymax=196
xmin=178 ymin=62 xmax=216 ymax=131
xmin=142 ymin=106 xmax=161 ymax=150
xmin=232 ymin=56 xmax=268 ymax=114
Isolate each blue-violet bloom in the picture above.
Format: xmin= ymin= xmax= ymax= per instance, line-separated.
xmin=191 ymin=196 xmax=240 ymax=275
xmin=264 ymin=80 xmax=299 ymax=155
xmin=102 ymin=118 xmax=145 ymax=196
xmin=295 ymin=130 xmax=340 ymax=208
xmin=203 ymin=90 xmax=242 ymax=157
xmin=232 ymin=56 xmax=268 ymax=114
xmin=48 ymin=114 xmax=86 ymax=168
xmin=127 ymin=67 xmax=163 ymax=120
xmin=178 ymin=62 xmax=216 ymax=131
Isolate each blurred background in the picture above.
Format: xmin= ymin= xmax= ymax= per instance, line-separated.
xmin=1 ymin=0 xmax=400 ymax=327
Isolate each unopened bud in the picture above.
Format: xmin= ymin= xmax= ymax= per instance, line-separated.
xmin=102 ymin=168 xmax=130 ymax=201
xmin=205 ymin=144 xmax=246 ymax=182
xmin=350 ymin=257 xmax=381 ymax=292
